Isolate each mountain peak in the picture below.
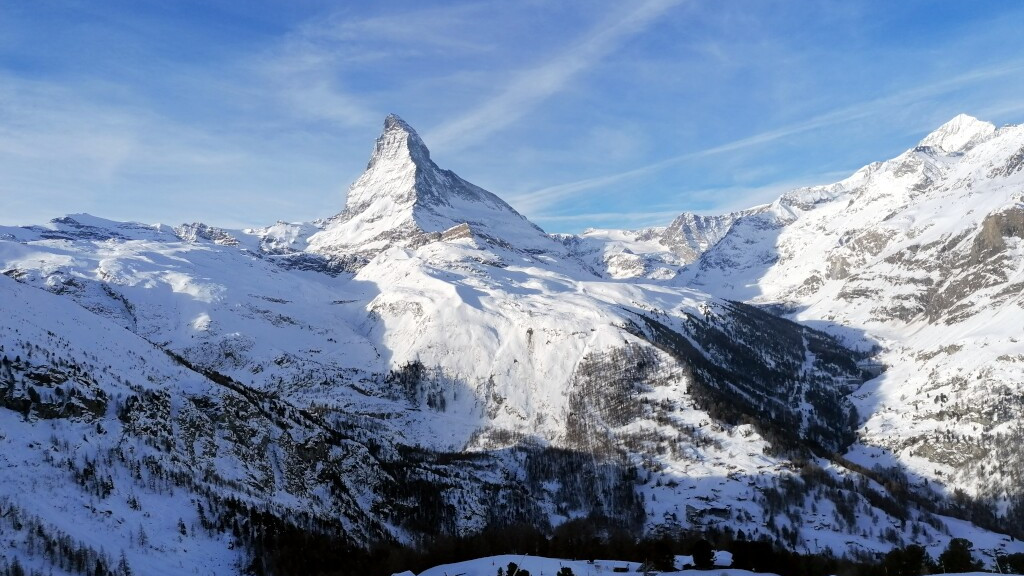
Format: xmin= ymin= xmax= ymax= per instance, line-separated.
xmin=340 ymin=115 xmax=432 ymax=219
xmin=367 ymin=114 xmax=431 ymax=171
xmin=383 ymin=113 xmax=414 ymax=133
xmin=918 ymin=113 xmax=995 ymax=154
xmin=305 ymin=114 xmax=558 ymax=259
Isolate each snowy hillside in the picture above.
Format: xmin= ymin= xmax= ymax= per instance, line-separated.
xmin=411 ymin=554 xmax=736 ymax=576
xmin=673 ymin=114 xmax=1024 ymax=537
xmin=556 ymin=210 xmax=758 ymax=280
xmin=409 ymin=554 xmax=1022 ymax=576
xmin=2 ymin=114 xmax=1023 ymax=574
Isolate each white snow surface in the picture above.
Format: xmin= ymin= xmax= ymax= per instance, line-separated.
xmin=307 ymin=114 xmax=562 ymax=259
xmin=413 ymin=554 xmax=727 ymax=576
xmin=664 ymin=115 xmax=1024 ymax=529
xmin=919 ymin=113 xmax=996 ymax=154
xmin=0 ymin=274 xmax=244 ymax=574
xmin=2 ymin=114 xmax=1024 ymax=574
xmin=408 ymin=554 xmax=1021 ymax=576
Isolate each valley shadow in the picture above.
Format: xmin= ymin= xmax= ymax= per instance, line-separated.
xmin=284 ymin=426 xmax=1024 ymax=576
xmin=758 ymin=304 xmax=890 ymax=429
xmin=452 ymin=282 xmax=487 ymax=311
xmin=672 ymin=209 xmax=905 ymax=453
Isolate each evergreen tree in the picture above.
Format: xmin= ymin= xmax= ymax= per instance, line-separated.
xmin=117 ymin=551 xmax=132 ymax=576
xmin=902 ymin=544 xmax=928 ymax=576
xmin=691 ymin=539 xmax=714 ymax=569
xmin=884 ymin=545 xmax=929 ymax=576
xmin=937 ymin=538 xmax=982 ymax=573
xmin=505 ymin=562 xmax=530 ymax=576
xmin=998 ymin=553 xmax=1024 ymax=574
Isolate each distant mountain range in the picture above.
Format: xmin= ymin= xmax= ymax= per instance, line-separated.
xmin=1 ymin=113 xmax=1022 ymax=575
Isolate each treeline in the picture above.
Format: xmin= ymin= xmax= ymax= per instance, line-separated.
xmin=222 ymin=511 xmax=1007 ymax=576
xmin=227 ymin=512 xmax=684 ymax=576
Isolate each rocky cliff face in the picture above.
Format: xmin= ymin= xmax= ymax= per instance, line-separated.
xmin=659 ymin=210 xmax=755 ymax=264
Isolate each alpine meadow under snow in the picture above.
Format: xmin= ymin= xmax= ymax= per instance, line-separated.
xmin=1 ymin=114 xmax=1024 ymax=575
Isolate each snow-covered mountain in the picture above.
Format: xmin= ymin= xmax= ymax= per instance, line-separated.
xmin=556 ymin=210 xmax=756 ymax=280
xmin=1 ymin=114 xmax=1022 ymax=575
xmin=673 ymin=114 xmax=1024 ymax=525
xmin=581 ymin=114 xmax=1024 ymax=541
xmin=306 ymin=114 xmax=566 ymax=268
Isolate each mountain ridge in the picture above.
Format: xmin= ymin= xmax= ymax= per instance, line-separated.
xmin=2 ymin=113 xmax=1023 ymax=575
xmin=668 ymin=114 xmax=1024 ymax=537
xmin=306 ymin=114 xmax=561 ymax=265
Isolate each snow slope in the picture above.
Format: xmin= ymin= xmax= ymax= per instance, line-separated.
xmin=409 ymin=554 xmax=1021 ymax=576
xmin=556 ymin=210 xmax=758 ymax=280
xmin=675 ymin=114 xmax=1024 ymax=527
xmin=307 ymin=114 xmax=567 ymax=265
xmin=2 ymin=114 xmax=1023 ymax=574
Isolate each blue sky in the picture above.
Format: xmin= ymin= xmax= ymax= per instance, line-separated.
xmin=3 ymin=1 xmax=1024 ymax=233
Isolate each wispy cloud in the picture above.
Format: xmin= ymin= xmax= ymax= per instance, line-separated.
xmin=509 ymin=165 xmax=669 ymax=215
xmin=259 ymin=27 xmax=373 ymax=128
xmin=0 ymin=76 xmax=234 ymax=180
xmin=425 ymin=0 xmax=682 ymax=152
xmin=512 ymin=59 xmax=1024 ymax=216
xmin=976 ymin=100 xmax=1024 ymax=122
xmin=5 ymin=2 xmax=1023 ymax=233
xmin=677 ymin=170 xmax=858 ymax=214
xmin=299 ymin=4 xmax=493 ymax=54
xmin=520 ymin=170 xmax=854 ymax=232
xmin=0 ymin=69 xmax=347 ymax=227
xmin=260 ymin=4 xmax=499 ymax=129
